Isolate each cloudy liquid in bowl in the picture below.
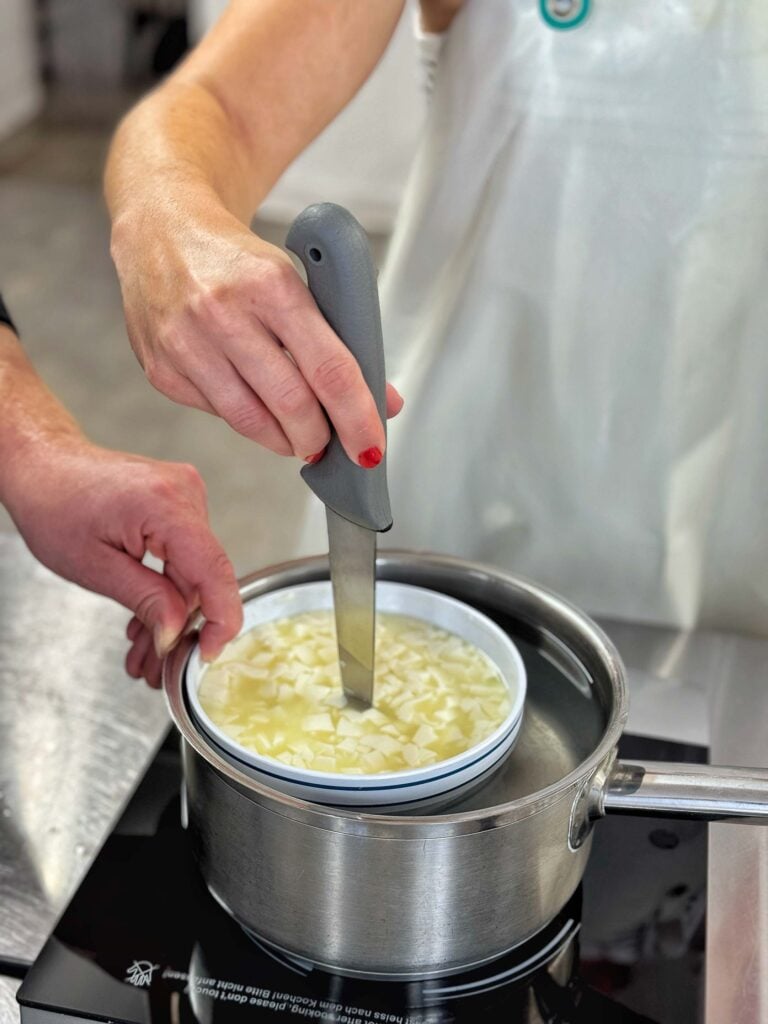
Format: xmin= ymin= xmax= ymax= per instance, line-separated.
xmin=197 ymin=611 xmax=511 ymax=775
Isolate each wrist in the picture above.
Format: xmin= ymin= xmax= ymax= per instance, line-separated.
xmin=0 ymin=340 xmax=87 ymax=517
xmin=110 ymin=183 xmax=246 ymax=265
xmin=0 ymin=427 xmax=87 ymax=522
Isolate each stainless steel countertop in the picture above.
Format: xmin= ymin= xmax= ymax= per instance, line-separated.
xmin=562 ymin=619 xmax=768 ymax=1024
xmin=0 ymin=981 xmax=20 ymax=1024
xmin=1 ymin=532 xmax=766 ymax=1024
xmin=0 ymin=534 xmax=169 ymax=975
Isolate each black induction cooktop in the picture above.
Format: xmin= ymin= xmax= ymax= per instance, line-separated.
xmin=16 ymin=732 xmax=707 ymax=1024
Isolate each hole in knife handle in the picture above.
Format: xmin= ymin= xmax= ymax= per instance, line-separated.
xmin=308 ymin=247 xmax=323 ymax=263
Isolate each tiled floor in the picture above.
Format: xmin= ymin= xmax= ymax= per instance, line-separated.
xmin=0 ymin=92 xmax=388 ymax=575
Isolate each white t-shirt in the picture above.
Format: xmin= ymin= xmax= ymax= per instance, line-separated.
xmin=308 ymin=0 xmax=768 ymax=636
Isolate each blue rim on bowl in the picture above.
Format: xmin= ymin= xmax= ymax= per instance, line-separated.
xmin=184 ymin=581 xmax=527 ymax=806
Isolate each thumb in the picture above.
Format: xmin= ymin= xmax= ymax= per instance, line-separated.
xmin=98 ymin=548 xmax=189 ymax=657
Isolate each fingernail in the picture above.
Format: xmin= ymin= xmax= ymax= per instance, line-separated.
xmin=304 ymin=449 xmax=325 ymax=465
xmin=153 ymin=626 xmax=176 ymax=659
xmin=358 ymin=446 xmax=383 ymax=469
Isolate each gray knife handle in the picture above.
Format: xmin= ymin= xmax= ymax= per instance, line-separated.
xmin=286 ymin=203 xmax=392 ymax=532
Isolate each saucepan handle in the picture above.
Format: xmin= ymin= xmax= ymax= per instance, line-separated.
xmin=599 ymin=760 xmax=768 ymax=826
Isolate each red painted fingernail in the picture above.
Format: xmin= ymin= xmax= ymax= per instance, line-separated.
xmin=304 ymin=450 xmax=325 ymax=465
xmin=358 ymin=446 xmax=383 ymax=469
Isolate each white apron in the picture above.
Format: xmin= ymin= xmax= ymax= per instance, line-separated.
xmin=302 ymin=0 xmax=768 ymax=636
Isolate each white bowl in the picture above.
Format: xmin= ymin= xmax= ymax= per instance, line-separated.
xmin=185 ymin=581 xmax=526 ymax=810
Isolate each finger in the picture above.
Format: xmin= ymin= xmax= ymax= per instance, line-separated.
xmin=300 ymin=382 xmax=401 ymax=464
xmin=165 ymin=561 xmax=199 ymax=614
xmin=386 ymin=383 xmax=404 ymax=419
xmin=145 ymin=362 xmax=217 ymax=415
xmin=126 ymin=615 xmax=142 ymax=641
xmin=265 ymin=296 xmax=386 ymax=467
xmin=140 ymin=644 xmax=164 ymax=689
xmin=163 ymin=527 xmax=242 ymax=662
xmin=126 ymin=627 xmax=153 ymax=679
xmin=227 ymin=331 xmax=331 ymax=460
xmin=97 ymin=546 xmax=189 ymax=657
xmin=185 ymin=356 xmax=293 ymax=456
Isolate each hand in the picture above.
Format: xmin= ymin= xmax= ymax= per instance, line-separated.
xmin=5 ymin=438 xmax=242 ymax=687
xmin=111 ymin=203 xmax=404 ymax=467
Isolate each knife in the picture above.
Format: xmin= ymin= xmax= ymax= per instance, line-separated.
xmin=286 ymin=204 xmax=392 ymax=709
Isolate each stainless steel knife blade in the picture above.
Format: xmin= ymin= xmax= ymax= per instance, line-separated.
xmin=326 ymin=507 xmax=376 ymax=709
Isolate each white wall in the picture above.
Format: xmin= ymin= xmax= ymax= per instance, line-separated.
xmin=0 ymin=0 xmax=43 ymax=140
xmin=189 ymin=0 xmax=424 ymax=232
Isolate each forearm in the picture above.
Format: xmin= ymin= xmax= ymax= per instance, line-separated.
xmin=105 ymin=0 xmax=404 ymax=232
xmin=0 ymin=325 xmax=84 ymax=513
xmin=105 ymin=80 xmax=258 ymax=232
xmin=104 ymin=1 xmax=405 ymax=465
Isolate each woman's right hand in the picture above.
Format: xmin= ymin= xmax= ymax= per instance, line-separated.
xmin=111 ymin=201 xmax=403 ymax=468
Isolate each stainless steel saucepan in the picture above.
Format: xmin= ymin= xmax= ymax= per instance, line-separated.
xmin=163 ymin=552 xmax=768 ymax=980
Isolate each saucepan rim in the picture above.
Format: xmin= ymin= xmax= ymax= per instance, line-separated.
xmin=163 ymin=551 xmax=628 ymax=837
